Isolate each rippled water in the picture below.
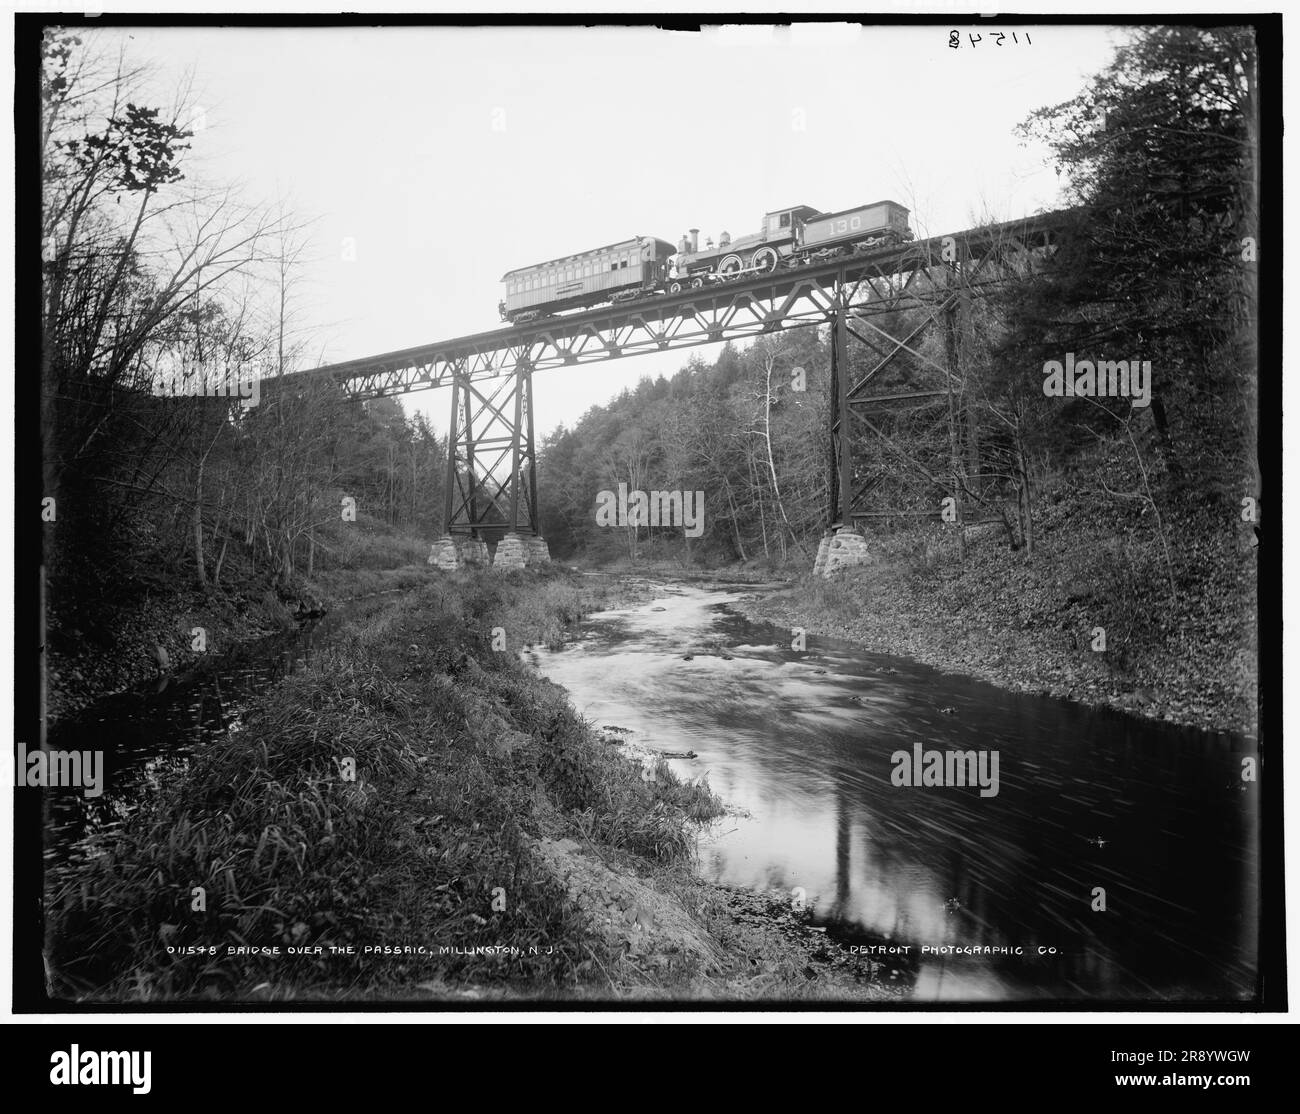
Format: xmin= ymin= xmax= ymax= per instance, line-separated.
xmin=531 ymin=584 xmax=1259 ymax=1003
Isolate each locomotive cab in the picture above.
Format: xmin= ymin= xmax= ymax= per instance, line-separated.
xmin=763 ymin=205 xmax=820 ymax=240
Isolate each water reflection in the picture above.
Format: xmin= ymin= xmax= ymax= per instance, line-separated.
xmin=533 ymin=587 xmax=1258 ymax=1003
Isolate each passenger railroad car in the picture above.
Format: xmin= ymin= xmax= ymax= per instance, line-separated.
xmin=500 ymin=236 xmax=675 ymax=323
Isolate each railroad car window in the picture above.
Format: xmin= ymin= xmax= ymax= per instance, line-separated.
xmin=780 ymin=213 xmax=791 ymax=228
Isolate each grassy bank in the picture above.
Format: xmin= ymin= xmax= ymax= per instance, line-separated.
xmin=47 ymin=515 xmax=438 ymax=721
xmin=46 ymin=565 xmax=890 ymax=1002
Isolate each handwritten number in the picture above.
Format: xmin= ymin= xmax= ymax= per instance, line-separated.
xmin=951 ymin=29 xmax=1032 ymax=51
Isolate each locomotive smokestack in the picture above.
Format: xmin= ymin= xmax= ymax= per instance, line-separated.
xmin=689 ymin=228 xmax=699 ymax=252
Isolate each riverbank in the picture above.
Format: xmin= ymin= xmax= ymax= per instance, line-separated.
xmin=726 ymin=518 xmax=1256 ymax=738
xmin=46 ymin=565 xmax=891 ymax=1002
xmin=46 ymin=565 xmax=433 ymax=723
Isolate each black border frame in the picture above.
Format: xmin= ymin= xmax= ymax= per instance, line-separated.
xmin=12 ymin=9 xmax=1285 ymax=1016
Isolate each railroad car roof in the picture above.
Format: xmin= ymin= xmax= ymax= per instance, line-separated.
xmin=808 ymin=199 xmax=910 ymax=222
xmin=501 ymin=237 xmax=648 ymax=280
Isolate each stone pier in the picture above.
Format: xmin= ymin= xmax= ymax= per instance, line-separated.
xmin=433 ymin=534 xmax=547 ymax=570
xmin=428 ymin=535 xmax=461 ymax=570
xmin=822 ymin=525 xmax=870 ymax=576
xmin=524 ymin=535 xmax=551 ymax=565
xmin=812 ymin=530 xmax=834 ymax=578
xmin=492 ymin=533 xmax=528 ymax=569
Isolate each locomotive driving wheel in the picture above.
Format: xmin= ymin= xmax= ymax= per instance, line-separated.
xmin=751 ymin=246 xmax=780 ymax=273
xmin=718 ymin=254 xmax=743 ymax=276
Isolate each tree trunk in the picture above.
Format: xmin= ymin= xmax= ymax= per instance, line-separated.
xmin=193 ymin=455 xmax=208 ymax=589
xmin=213 ymin=537 xmax=228 ymax=587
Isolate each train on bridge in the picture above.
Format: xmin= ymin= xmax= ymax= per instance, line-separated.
xmin=498 ymin=199 xmax=914 ymax=325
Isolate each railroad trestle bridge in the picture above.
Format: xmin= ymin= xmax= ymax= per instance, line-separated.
xmin=302 ymin=210 xmax=1068 ymax=570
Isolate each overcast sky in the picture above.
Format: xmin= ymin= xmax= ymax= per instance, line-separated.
xmin=106 ymin=22 xmax=1122 ymax=436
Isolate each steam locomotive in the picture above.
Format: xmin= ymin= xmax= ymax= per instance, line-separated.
xmin=498 ymin=199 xmax=913 ymax=324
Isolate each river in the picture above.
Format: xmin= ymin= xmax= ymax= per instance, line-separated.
xmin=530 ymin=583 xmax=1259 ymax=1003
